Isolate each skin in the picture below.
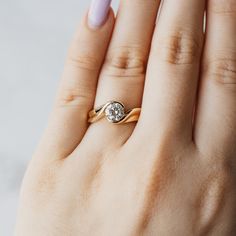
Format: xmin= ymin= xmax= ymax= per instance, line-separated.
xmin=15 ymin=0 xmax=236 ymax=235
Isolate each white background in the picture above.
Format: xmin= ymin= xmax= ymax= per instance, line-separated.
xmin=0 ymin=0 xmax=119 ymax=235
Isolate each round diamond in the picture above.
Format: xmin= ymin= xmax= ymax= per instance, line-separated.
xmin=105 ymin=102 xmax=125 ymax=123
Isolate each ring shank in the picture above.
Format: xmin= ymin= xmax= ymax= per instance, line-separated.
xmin=88 ymin=102 xmax=141 ymax=124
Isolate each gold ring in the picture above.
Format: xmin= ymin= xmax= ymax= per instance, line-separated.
xmin=88 ymin=101 xmax=141 ymax=124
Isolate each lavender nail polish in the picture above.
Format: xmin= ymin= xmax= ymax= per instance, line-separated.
xmin=88 ymin=0 xmax=112 ymax=28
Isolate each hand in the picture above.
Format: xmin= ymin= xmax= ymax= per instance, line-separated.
xmin=15 ymin=0 xmax=236 ymax=235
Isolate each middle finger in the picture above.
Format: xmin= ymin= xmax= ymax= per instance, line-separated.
xmin=140 ymin=0 xmax=205 ymax=145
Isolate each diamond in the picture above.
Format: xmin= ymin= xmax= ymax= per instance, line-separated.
xmin=105 ymin=101 xmax=125 ymax=123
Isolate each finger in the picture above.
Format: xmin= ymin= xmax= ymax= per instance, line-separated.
xmin=36 ymin=7 xmax=114 ymax=160
xmin=85 ymin=0 xmax=161 ymax=146
xmin=194 ymin=0 xmax=236 ymax=157
xmin=139 ymin=0 xmax=205 ymax=144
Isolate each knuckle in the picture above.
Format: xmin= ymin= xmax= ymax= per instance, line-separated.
xmin=66 ymin=54 xmax=99 ymax=71
xmin=210 ymin=0 xmax=236 ymax=15
xmin=103 ymin=46 xmax=147 ymax=78
xmin=57 ymin=86 xmax=94 ymax=108
xmin=197 ymin=165 xmax=231 ymax=232
xmin=155 ymin=31 xmax=200 ymax=65
xmin=204 ymin=57 xmax=236 ymax=89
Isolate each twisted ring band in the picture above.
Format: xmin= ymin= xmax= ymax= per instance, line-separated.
xmin=88 ymin=101 xmax=141 ymax=124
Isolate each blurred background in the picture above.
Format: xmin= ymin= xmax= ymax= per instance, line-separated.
xmin=0 ymin=0 xmax=119 ymax=234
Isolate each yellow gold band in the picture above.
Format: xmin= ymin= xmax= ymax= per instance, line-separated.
xmin=88 ymin=101 xmax=141 ymax=124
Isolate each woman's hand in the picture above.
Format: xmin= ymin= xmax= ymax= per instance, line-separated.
xmin=15 ymin=0 xmax=236 ymax=235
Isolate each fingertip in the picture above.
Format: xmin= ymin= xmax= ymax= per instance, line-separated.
xmin=71 ymin=8 xmax=114 ymax=48
xmin=87 ymin=0 xmax=113 ymax=30
xmin=86 ymin=8 xmax=115 ymax=31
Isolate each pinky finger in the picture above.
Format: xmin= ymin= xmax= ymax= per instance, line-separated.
xmin=36 ymin=4 xmax=114 ymax=161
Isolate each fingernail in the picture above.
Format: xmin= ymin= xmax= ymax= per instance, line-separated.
xmin=88 ymin=0 xmax=112 ymax=28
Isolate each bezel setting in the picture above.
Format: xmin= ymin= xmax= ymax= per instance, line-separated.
xmin=104 ymin=101 xmax=125 ymax=123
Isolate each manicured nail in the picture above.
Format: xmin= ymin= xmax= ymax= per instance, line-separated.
xmin=88 ymin=0 xmax=112 ymax=28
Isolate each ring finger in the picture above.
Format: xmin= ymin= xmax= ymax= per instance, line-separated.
xmin=85 ymin=0 xmax=161 ymax=146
